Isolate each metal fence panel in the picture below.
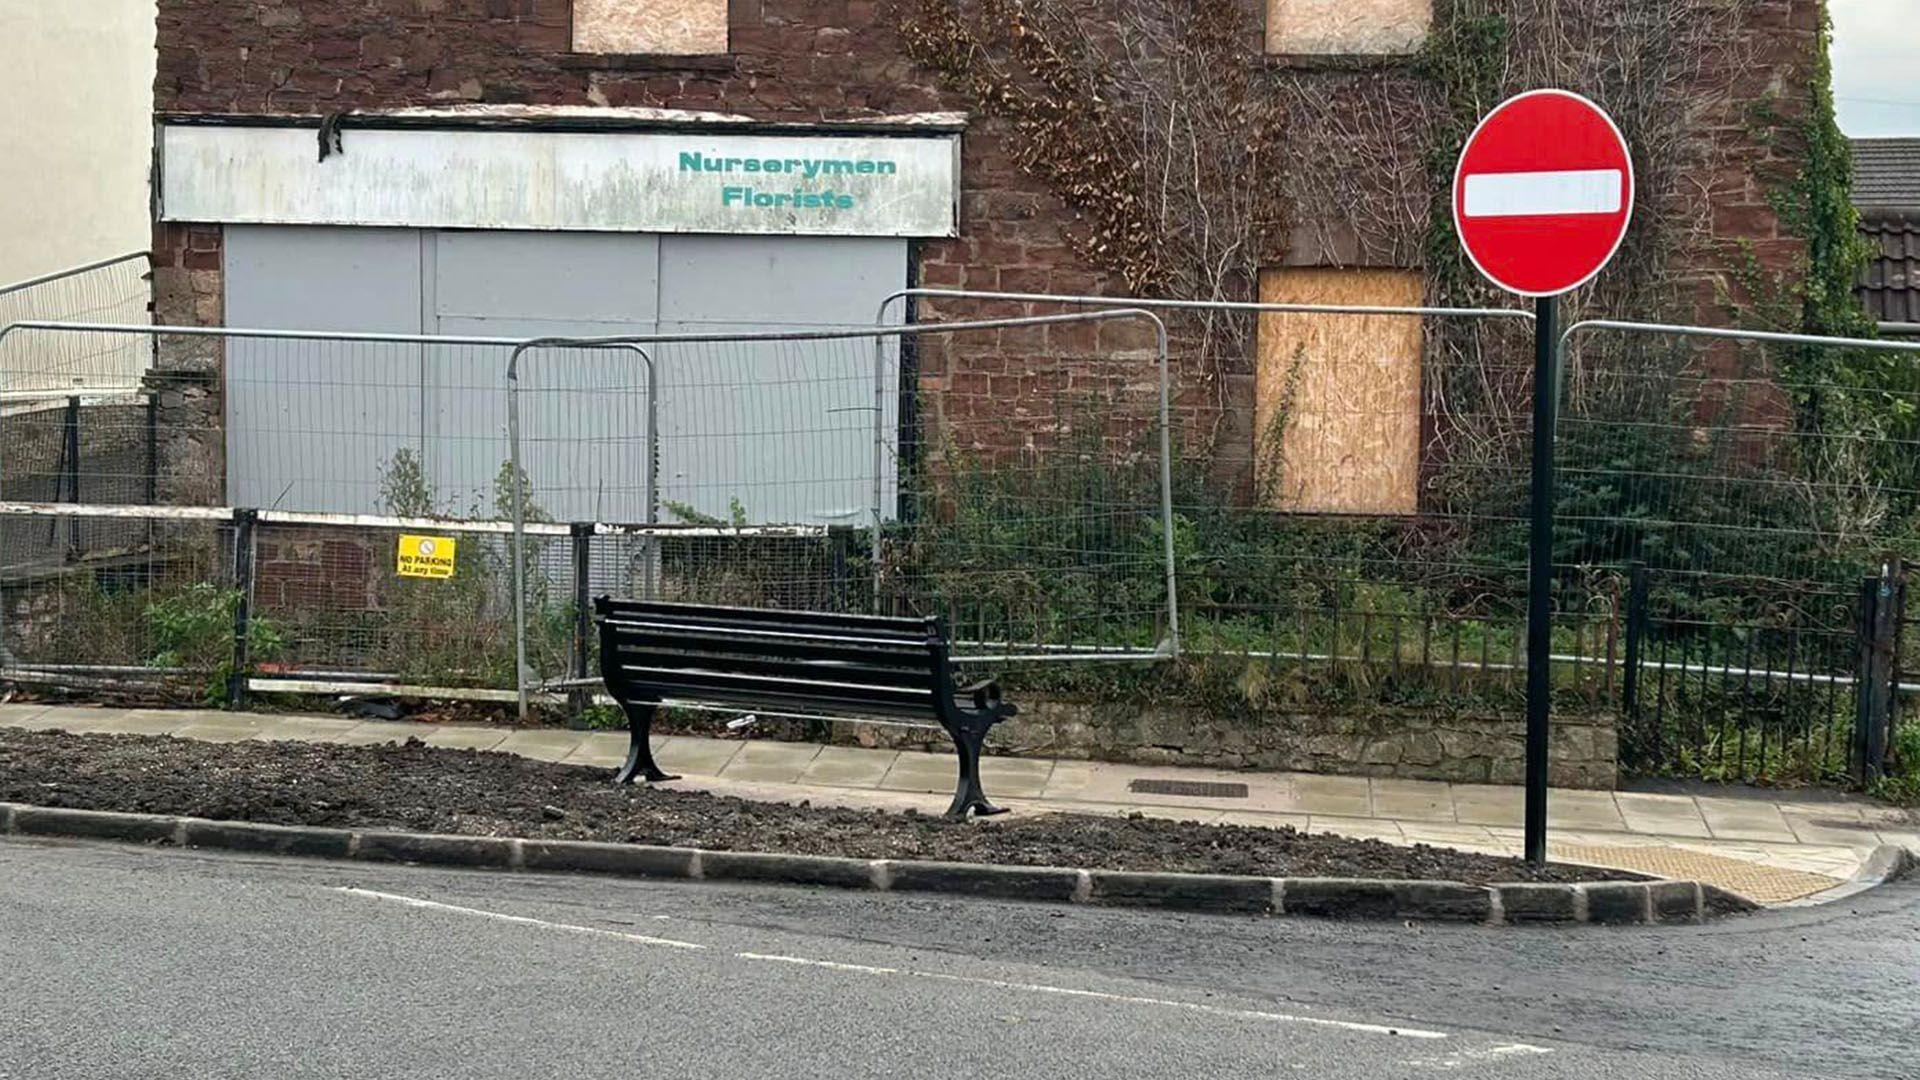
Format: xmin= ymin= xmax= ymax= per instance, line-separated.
xmin=1560 ymin=320 xmax=1920 ymax=782
xmin=0 ymin=253 xmax=150 ymax=396
xmin=882 ymin=289 xmax=1546 ymax=708
xmin=506 ymin=311 xmax=1177 ymax=716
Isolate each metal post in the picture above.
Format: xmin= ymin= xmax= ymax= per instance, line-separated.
xmin=569 ymin=522 xmax=593 ymax=727
xmin=1525 ymin=295 xmax=1559 ymax=865
xmin=61 ymin=395 xmax=81 ymax=559
xmin=871 ymin=320 xmax=894 ymax=616
xmin=228 ymin=508 xmax=258 ymax=709
xmin=145 ymin=391 xmax=159 ymax=506
xmin=1855 ymin=567 xmax=1899 ymax=783
xmin=507 ymin=346 xmax=530 ymax=723
xmin=1621 ymin=562 xmax=1650 ymax=729
xmin=828 ymin=525 xmax=851 ymax=612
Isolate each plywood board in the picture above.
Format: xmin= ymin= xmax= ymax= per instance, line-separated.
xmin=574 ymin=0 xmax=729 ymax=55
xmin=1255 ymin=268 xmax=1422 ymax=514
xmin=1266 ymin=0 xmax=1431 ymax=55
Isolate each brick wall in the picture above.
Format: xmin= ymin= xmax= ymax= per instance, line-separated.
xmin=1678 ymin=0 xmax=1826 ymax=320
xmin=153 ymin=0 xmax=1829 ymax=497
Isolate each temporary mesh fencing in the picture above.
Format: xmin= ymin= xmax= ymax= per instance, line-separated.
xmin=506 ymin=309 xmax=1177 ymax=714
xmin=1557 ymin=320 xmax=1920 ymax=782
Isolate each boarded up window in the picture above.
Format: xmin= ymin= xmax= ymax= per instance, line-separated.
xmin=1266 ymin=0 xmax=1431 ymax=55
xmin=1255 ymin=268 xmax=1422 ymax=514
xmin=573 ymin=0 xmax=728 ymax=55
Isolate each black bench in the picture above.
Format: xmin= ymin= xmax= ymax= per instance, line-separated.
xmin=594 ymin=598 xmax=1019 ymax=819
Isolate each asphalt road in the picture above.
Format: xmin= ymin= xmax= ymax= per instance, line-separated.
xmin=0 ymin=837 xmax=1914 ymax=1079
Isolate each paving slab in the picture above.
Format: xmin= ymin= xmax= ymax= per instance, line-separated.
xmin=494 ymin=730 xmax=590 ymax=764
xmin=1452 ymin=784 xmax=1525 ymax=827
xmin=559 ymin=731 xmax=636 ymax=768
xmin=980 ymin=756 xmax=1055 ymax=800
xmin=326 ymin=722 xmax=448 ymax=747
xmin=0 ymin=703 xmax=50 ymax=726
xmin=877 ymin=752 xmax=959 ymax=795
xmin=416 ymin=725 xmax=513 ymax=753
xmin=1615 ymin=792 xmax=1712 ymax=838
xmin=1368 ymin=778 xmax=1455 ymax=822
xmin=1697 ymin=797 xmax=1799 ymax=843
xmin=1874 ymin=827 xmax=1920 ymax=853
xmin=171 ymin=718 xmax=269 ymax=744
xmin=1781 ymin=812 xmax=1887 ymax=849
xmin=651 ymin=735 xmax=745 ymax=777
xmin=1307 ymin=815 xmax=1407 ymax=843
xmin=1544 ymin=790 xmax=1627 ymax=831
xmin=250 ymin=716 xmax=366 ymax=742
xmin=720 ymin=740 xmax=825 ymax=784
xmin=1398 ymin=822 xmax=1503 ymax=851
xmin=1037 ymin=759 xmax=1095 ymax=800
xmin=88 ymin=710 xmax=207 ymax=736
xmin=798 ymin=746 xmax=899 ymax=789
xmin=7 ymin=705 xmax=131 ymax=733
xmin=1285 ymin=773 xmax=1374 ymax=817
xmin=1215 ymin=810 xmax=1312 ymax=832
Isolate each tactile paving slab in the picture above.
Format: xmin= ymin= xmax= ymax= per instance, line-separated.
xmin=1553 ymin=842 xmax=1846 ymax=904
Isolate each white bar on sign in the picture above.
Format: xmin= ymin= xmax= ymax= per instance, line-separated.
xmin=1462 ymin=169 xmax=1623 ymax=218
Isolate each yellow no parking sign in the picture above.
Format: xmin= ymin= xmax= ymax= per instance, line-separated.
xmin=397 ymin=534 xmax=457 ymax=579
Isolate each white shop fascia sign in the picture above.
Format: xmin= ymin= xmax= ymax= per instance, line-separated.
xmin=158 ymin=122 xmax=960 ymax=238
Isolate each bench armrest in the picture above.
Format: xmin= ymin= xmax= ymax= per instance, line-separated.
xmin=957 ymin=677 xmax=1002 ymax=711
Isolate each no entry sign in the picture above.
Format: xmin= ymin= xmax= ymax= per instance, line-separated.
xmin=1452 ymin=89 xmax=1634 ymax=297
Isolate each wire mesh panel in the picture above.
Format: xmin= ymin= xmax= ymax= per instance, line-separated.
xmin=0 ymin=324 xmax=555 ymax=521
xmin=505 ymin=344 xmax=657 ymax=526
xmin=884 ymin=317 xmax=1174 ymax=659
xmin=251 ymin=516 xmax=540 ymax=694
xmin=1171 ymin=308 xmax=1544 ymax=708
xmin=227 ymin=334 xmax=536 ymax=519
xmin=0 ymin=506 xmax=232 ymax=699
xmin=0 ymin=254 xmax=150 ymax=395
xmin=506 ymin=312 xmax=1175 ymax=715
xmin=880 ymin=290 xmax=1543 ymax=704
xmin=1561 ymin=323 xmax=1920 ymax=782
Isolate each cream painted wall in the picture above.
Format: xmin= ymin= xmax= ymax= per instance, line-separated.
xmin=0 ymin=1 xmax=155 ymax=285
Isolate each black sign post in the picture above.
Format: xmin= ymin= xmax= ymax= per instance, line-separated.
xmin=1524 ymin=297 xmax=1558 ymax=865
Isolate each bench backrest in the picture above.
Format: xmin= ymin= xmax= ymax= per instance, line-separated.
xmin=595 ymin=598 xmax=951 ymax=718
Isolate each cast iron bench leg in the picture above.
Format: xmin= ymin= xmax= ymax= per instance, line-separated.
xmin=613 ymin=702 xmax=679 ymax=784
xmin=944 ymin=721 xmax=1007 ymax=820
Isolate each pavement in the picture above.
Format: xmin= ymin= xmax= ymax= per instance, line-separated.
xmin=3 ymin=701 xmax=1915 ymax=905
xmin=3 ymin=838 xmax=1916 ymax=1079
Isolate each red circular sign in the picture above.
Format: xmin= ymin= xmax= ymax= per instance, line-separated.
xmin=1452 ymin=89 xmax=1634 ymax=297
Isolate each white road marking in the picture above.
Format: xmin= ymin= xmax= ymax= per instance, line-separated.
xmin=1462 ymin=169 xmax=1623 ymax=217
xmin=337 ymin=887 xmax=1454 ymax=1042
xmin=735 ymin=951 xmax=899 ymax=975
xmin=911 ymin=971 xmax=1449 ymax=1040
xmin=1409 ymin=1042 xmax=1557 ymax=1070
xmin=336 ymin=887 xmax=706 ymax=950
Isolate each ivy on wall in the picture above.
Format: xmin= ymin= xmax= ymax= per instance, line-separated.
xmin=894 ymin=0 xmax=1289 ymax=399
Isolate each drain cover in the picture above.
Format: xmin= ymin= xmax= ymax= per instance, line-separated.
xmin=1128 ymin=779 xmax=1249 ymax=799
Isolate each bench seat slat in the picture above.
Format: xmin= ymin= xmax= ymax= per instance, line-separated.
xmin=598 ymin=600 xmax=932 ymax=635
xmin=604 ymin=624 xmax=933 ymax=661
xmin=603 ymin=618 xmax=934 ymax=651
xmin=610 ymin=648 xmax=938 ymax=688
xmin=613 ymin=681 xmax=944 ymax=720
xmin=612 ymin=663 xmax=934 ymax=701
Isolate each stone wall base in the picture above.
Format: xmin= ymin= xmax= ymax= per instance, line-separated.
xmin=840 ymin=699 xmax=1618 ymax=790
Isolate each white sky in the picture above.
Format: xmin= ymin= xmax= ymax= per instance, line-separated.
xmin=1831 ymin=0 xmax=1920 ymax=137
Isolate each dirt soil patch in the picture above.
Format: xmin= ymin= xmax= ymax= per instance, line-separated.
xmin=0 ymin=729 xmax=1633 ymax=884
